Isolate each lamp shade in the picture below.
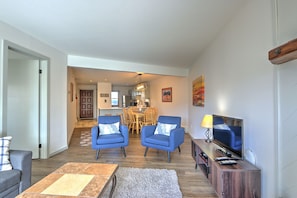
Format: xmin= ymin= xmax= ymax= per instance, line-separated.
xmin=201 ymin=114 xmax=213 ymax=128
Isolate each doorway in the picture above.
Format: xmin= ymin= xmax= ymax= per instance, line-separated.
xmin=2 ymin=41 xmax=49 ymax=159
xmin=80 ymin=90 xmax=94 ymax=119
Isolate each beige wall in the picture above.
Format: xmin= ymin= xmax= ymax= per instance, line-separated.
xmin=97 ymin=82 xmax=112 ymax=108
xmin=150 ymin=76 xmax=189 ymax=131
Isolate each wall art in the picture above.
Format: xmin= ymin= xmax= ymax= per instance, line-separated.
xmin=192 ymin=75 xmax=205 ymax=106
xmin=162 ymin=87 xmax=172 ymax=102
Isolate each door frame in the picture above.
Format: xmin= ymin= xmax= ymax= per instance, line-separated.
xmin=0 ymin=40 xmax=49 ymax=159
xmin=77 ymin=84 xmax=97 ymax=120
xmin=79 ymin=90 xmax=94 ymax=119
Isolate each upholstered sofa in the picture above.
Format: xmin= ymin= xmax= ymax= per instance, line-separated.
xmin=0 ymin=150 xmax=32 ymax=198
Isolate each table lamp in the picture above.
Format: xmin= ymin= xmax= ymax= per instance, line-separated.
xmin=201 ymin=114 xmax=213 ymax=143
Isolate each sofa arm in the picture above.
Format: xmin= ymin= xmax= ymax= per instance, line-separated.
xmin=120 ymin=125 xmax=129 ymax=145
xmin=170 ymin=127 xmax=185 ymax=149
xmin=10 ymin=150 xmax=32 ymax=193
xmin=91 ymin=126 xmax=99 ymax=147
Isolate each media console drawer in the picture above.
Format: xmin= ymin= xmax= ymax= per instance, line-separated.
xmin=191 ymin=139 xmax=261 ymax=198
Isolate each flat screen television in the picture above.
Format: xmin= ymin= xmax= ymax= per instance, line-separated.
xmin=212 ymin=114 xmax=244 ymax=159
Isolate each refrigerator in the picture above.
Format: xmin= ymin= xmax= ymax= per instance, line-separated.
xmin=122 ymin=95 xmax=132 ymax=107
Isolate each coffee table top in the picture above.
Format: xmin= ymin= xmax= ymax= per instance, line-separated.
xmin=17 ymin=162 xmax=119 ymax=198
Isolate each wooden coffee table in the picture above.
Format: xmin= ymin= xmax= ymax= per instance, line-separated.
xmin=17 ymin=162 xmax=118 ymax=198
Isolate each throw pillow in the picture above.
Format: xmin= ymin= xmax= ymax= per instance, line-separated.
xmin=99 ymin=122 xmax=121 ymax=135
xmin=154 ymin=122 xmax=177 ymax=136
xmin=0 ymin=136 xmax=13 ymax=171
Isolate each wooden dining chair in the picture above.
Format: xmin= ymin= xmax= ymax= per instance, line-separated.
xmin=122 ymin=108 xmax=130 ymax=126
xmin=128 ymin=109 xmax=137 ymax=134
xmin=141 ymin=108 xmax=155 ymax=127
xmin=150 ymin=107 xmax=158 ymax=125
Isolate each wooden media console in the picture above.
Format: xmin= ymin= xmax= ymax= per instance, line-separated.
xmin=191 ymin=139 xmax=261 ymax=198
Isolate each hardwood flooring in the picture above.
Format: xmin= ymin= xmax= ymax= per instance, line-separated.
xmin=31 ymin=126 xmax=217 ymax=198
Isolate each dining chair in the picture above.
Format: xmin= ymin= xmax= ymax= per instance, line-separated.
xmin=122 ymin=108 xmax=130 ymax=126
xmin=128 ymin=109 xmax=138 ymax=134
xmin=141 ymin=108 xmax=155 ymax=126
xmin=151 ymin=107 xmax=158 ymax=125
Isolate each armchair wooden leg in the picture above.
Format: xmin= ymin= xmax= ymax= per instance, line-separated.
xmin=121 ymin=147 xmax=127 ymax=157
xmin=144 ymin=147 xmax=149 ymax=157
xmin=167 ymin=151 xmax=171 ymax=163
xmin=178 ymin=146 xmax=181 ymax=153
xmin=96 ymin=150 xmax=100 ymax=160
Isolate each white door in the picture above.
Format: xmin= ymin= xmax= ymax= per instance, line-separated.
xmin=7 ymin=56 xmax=40 ymax=159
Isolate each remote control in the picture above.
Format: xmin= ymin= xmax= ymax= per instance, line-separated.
xmin=215 ymin=157 xmax=230 ymax=161
xmin=219 ymin=160 xmax=237 ymax=165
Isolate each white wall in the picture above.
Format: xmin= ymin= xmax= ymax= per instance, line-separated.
xmin=188 ymin=0 xmax=276 ymax=197
xmin=150 ymin=76 xmax=189 ymax=131
xmin=276 ymin=0 xmax=297 ymax=197
xmin=0 ymin=21 xmax=68 ymax=156
xmin=67 ymin=67 xmax=77 ymax=145
xmin=97 ymin=82 xmax=112 ymax=108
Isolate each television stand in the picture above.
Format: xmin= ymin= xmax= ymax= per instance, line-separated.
xmin=191 ymin=139 xmax=261 ymax=198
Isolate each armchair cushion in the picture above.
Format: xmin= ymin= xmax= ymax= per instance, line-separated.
xmin=0 ymin=136 xmax=13 ymax=171
xmin=98 ymin=122 xmax=120 ymax=135
xmin=145 ymin=135 xmax=170 ymax=147
xmin=154 ymin=122 xmax=177 ymax=136
xmin=95 ymin=134 xmax=125 ymax=144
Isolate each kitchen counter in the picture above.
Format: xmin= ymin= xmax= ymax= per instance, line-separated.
xmin=98 ymin=107 xmax=123 ymax=116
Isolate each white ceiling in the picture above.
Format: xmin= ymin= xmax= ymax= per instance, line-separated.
xmin=72 ymin=67 xmax=163 ymax=86
xmin=1 ymin=0 xmax=246 ymax=85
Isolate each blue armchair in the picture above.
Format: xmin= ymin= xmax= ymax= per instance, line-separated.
xmin=141 ymin=116 xmax=185 ymax=162
xmin=91 ymin=115 xmax=129 ymax=159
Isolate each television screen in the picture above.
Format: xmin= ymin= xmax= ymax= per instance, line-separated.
xmin=212 ymin=114 xmax=243 ymax=158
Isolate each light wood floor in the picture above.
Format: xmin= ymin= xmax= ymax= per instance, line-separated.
xmin=31 ymin=124 xmax=217 ymax=198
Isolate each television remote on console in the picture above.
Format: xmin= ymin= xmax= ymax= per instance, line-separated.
xmin=215 ymin=157 xmax=231 ymax=161
xmin=218 ymin=160 xmax=237 ymax=165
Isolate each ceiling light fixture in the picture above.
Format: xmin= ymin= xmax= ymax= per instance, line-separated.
xmin=136 ymin=83 xmax=145 ymax=90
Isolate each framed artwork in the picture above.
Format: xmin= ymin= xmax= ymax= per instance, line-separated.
xmin=192 ymin=75 xmax=205 ymax=106
xmin=162 ymin=87 xmax=172 ymax=102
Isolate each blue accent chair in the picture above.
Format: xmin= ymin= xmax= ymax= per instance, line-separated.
xmin=141 ymin=116 xmax=185 ymax=162
xmin=91 ymin=115 xmax=129 ymax=159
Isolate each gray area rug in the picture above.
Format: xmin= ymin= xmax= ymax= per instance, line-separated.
xmin=101 ymin=167 xmax=182 ymax=198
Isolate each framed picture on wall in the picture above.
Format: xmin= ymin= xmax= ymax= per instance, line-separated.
xmin=192 ymin=75 xmax=205 ymax=106
xmin=162 ymin=87 xmax=172 ymax=102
